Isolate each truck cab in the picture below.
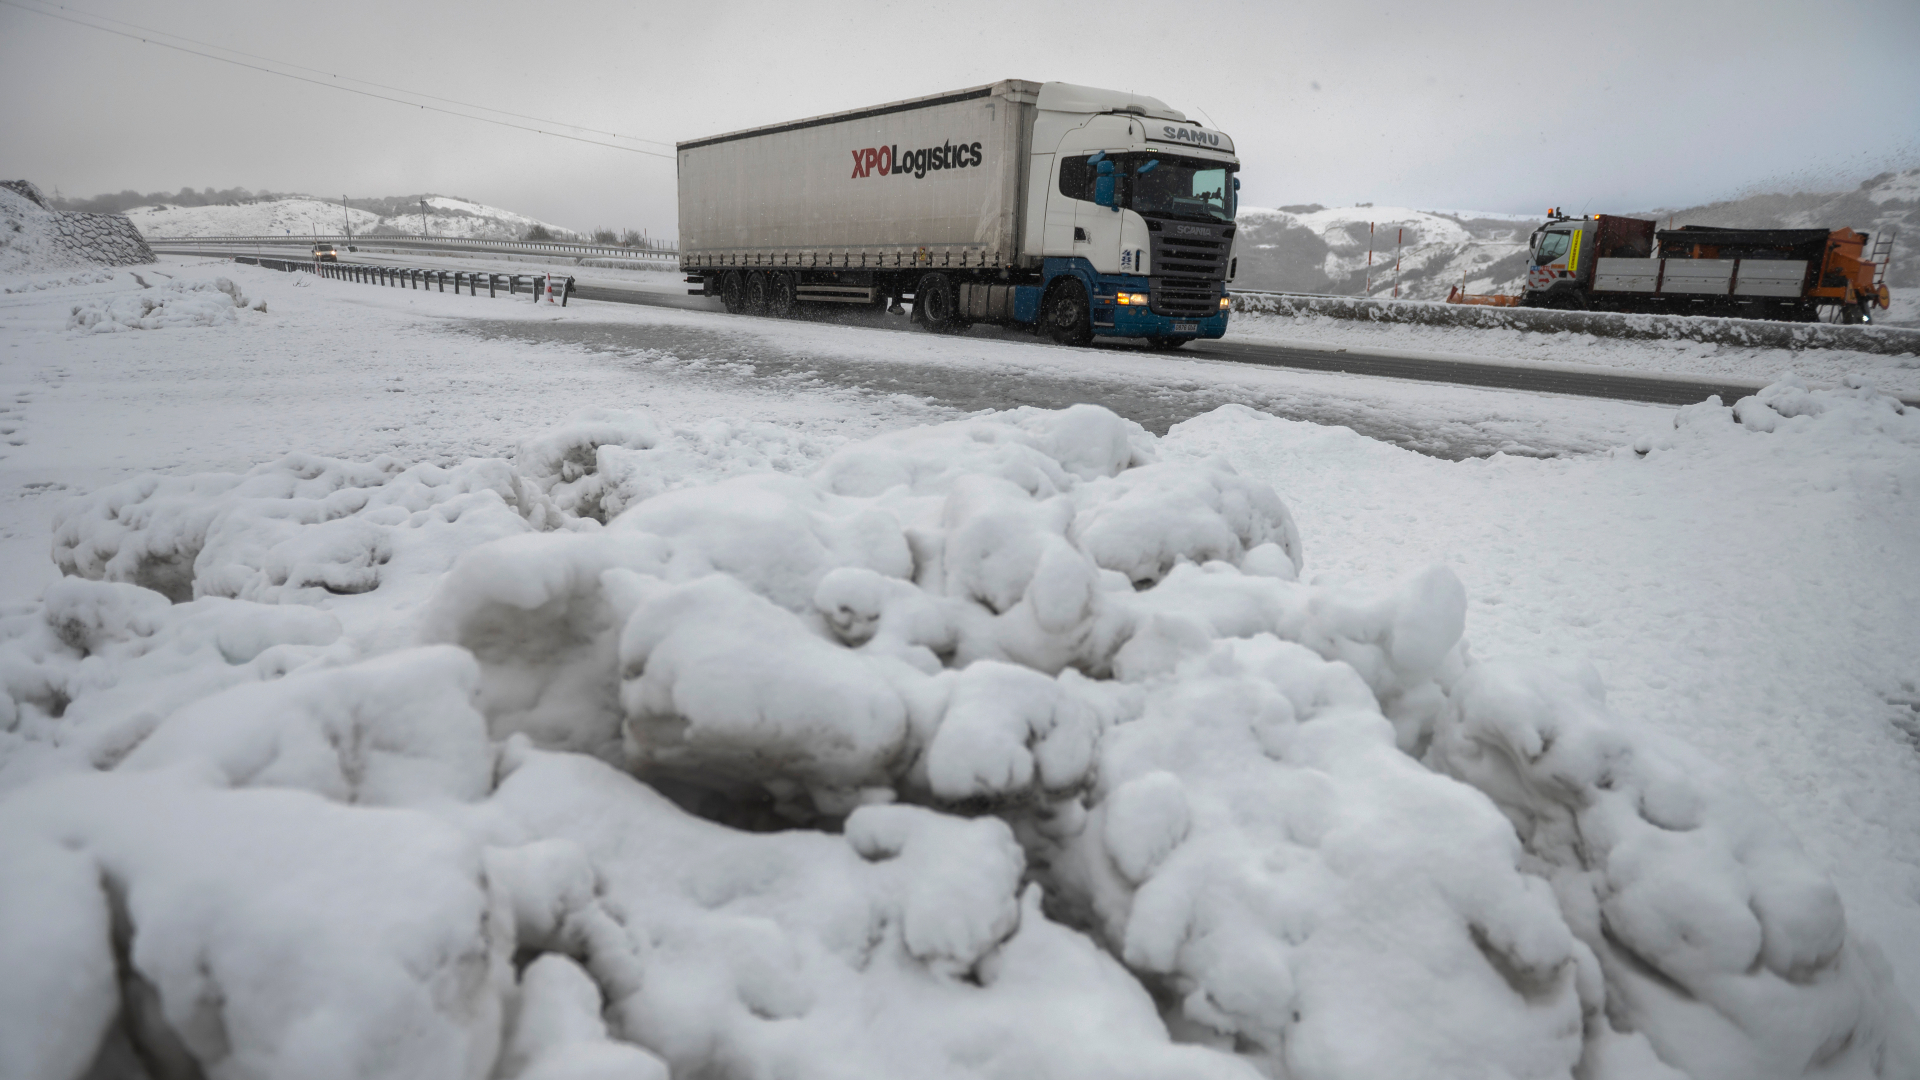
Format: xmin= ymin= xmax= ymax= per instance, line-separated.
xmin=1025 ymin=83 xmax=1240 ymax=345
xmin=1523 ymin=211 xmax=1593 ymax=307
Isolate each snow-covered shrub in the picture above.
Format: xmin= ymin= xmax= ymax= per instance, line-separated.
xmin=514 ymin=408 xmax=842 ymax=527
xmin=481 ymin=740 xmax=1260 ymax=1080
xmin=0 ymin=578 xmax=344 ymax=793
xmin=66 ymin=275 xmax=263 ymax=332
xmin=12 ymin=392 xmax=1917 ymax=1078
xmin=0 ymin=769 xmax=509 ymax=1080
xmin=1430 ymin=659 xmax=1920 ymax=1078
xmin=121 ymin=645 xmax=494 ymax=806
xmin=1037 ymin=634 xmax=1593 ymax=1078
xmin=52 ymin=453 xmax=535 ymax=604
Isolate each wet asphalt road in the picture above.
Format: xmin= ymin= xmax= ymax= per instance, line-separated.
xmin=569 ymin=282 xmax=1777 ymax=411
xmin=454 ymin=311 xmax=1645 ymax=461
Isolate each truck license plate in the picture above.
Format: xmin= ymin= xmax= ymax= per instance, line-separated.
xmin=1173 ymin=322 xmax=1198 ymax=332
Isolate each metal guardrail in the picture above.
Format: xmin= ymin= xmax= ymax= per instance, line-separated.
xmin=234 ymin=255 xmax=576 ymax=305
xmin=150 ymin=233 xmax=675 ymax=262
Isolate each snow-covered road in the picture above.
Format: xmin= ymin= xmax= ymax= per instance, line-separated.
xmin=3 ymin=258 xmax=1917 ymax=1079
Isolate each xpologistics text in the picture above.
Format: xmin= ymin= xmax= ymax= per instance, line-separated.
xmin=851 ymin=141 xmax=984 ymax=179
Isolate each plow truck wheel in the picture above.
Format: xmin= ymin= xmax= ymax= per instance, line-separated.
xmin=717 ymin=271 xmax=745 ymax=313
xmin=769 ymin=272 xmax=798 ymax=319
xmin=744 ymin=272 xmax=771 ymax=316
xmin=1042 ymin=279 xmax=1093 ymax=346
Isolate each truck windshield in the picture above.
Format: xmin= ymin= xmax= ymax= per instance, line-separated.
xmin=1123 ymin=155 xmax=1236 ymax=223
xmin=1532 ymin=229 xmax=1572 ymax=265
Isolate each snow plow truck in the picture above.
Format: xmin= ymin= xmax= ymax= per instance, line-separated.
xmin=676 ymin=79 xmax=1241 ymax=347
xmin=1519 ymin=210 xmax=1892 ymax=323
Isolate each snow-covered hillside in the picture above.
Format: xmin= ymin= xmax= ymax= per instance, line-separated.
xmin=1234 ymin=205 xmax=1533 ymax=301
xmin=125 ymin=195 xmax=582 ymax=242
xmin=1238 ymin=168 xmax=1920 ymax=322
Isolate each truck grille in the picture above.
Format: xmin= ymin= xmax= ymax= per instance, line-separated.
xmin=1147 ymin=219 xmax=1232 ymax=318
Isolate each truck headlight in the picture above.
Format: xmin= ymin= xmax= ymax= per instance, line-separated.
xmin=1115 ymin=292 xmax=1148 ymax=305
xmin=1219 ymin=296 xmax=1231 ymax=309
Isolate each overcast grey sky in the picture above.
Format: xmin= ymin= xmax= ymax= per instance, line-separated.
xmin=3 ymin=0 xmax=1917 ymax=235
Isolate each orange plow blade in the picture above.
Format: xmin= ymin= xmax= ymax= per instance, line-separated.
xmin=1446 ymin=285 xmax=1521 ymax=307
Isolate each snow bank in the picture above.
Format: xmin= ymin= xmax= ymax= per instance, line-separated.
xmin=66 ymin=275 xmax=265 ymax=332
xmin=6 ymin=390 xmax=1917 ymax=1077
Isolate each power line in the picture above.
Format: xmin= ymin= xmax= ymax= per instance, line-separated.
xmin=1 ymin=0 xmax=676 ymax=159
xmin=13 ymin=0 xmax=677 ymax=149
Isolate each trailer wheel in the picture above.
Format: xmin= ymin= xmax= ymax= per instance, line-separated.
xmin=769 ymin=272 xmax=797 ymax=319
xmin=717 ymin=271 xmax=745 ymax=313
xmin=1041 ymin=279 xmax=1092 ymax=346
xmin=916 ymin=273 xmax=964 ymax=333
xmin=744 ymin=272 xmax=771 ymax=316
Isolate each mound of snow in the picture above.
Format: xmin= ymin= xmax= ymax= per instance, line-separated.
xmin=66 ymin=275 xmax=263 ymax=332
xmin=4 ymin=390 xmax=1916 ymax=1078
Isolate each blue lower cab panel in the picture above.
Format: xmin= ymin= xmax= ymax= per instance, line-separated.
xmin=1094 ymin=306 xmax=1228 ymax=339
xmin=1032 ymin=258 xmax=1227 ymax=339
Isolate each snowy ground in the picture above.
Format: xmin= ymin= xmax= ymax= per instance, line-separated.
xmin=2 ymin=258 xmax=1918 ymax=1079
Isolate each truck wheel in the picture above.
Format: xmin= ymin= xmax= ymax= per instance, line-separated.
xmin=744 ymin=272 xmax=771 ymax=316
xmin=769 ymin=272 xmax=797 ymax=319
xmin=1042 ymin=280 xmax=1092 ymax=345
xmin=717 ymin=271 xmax=745 ymax=313
xmin=916 ymin=273 xmax=963 ymax=333
xmin=1145 ymin=336 xmax=1189 ymax=351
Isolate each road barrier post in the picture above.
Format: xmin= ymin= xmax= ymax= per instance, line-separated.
xmin=1393 ymin=227 xmax=1403 ymax=300
xmin=1364 ymin=222 xmax=1375 ymax=296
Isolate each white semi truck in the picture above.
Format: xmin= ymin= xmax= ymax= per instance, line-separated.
xmin=677 ymin=79 xmax=1241 ymax=347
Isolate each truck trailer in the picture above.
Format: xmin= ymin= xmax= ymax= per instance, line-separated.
xmin=1520 ymin=210 xmax=1892 ymax=323
xmin=676 ymin=79 xmax=1241 ymax=346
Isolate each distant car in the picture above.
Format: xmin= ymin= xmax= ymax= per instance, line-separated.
xmin=312 ymin=243 xmax=339 ymax=262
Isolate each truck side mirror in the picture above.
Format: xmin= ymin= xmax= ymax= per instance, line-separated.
xmin=1094 ymin=160 xmax=1117 ymax=209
